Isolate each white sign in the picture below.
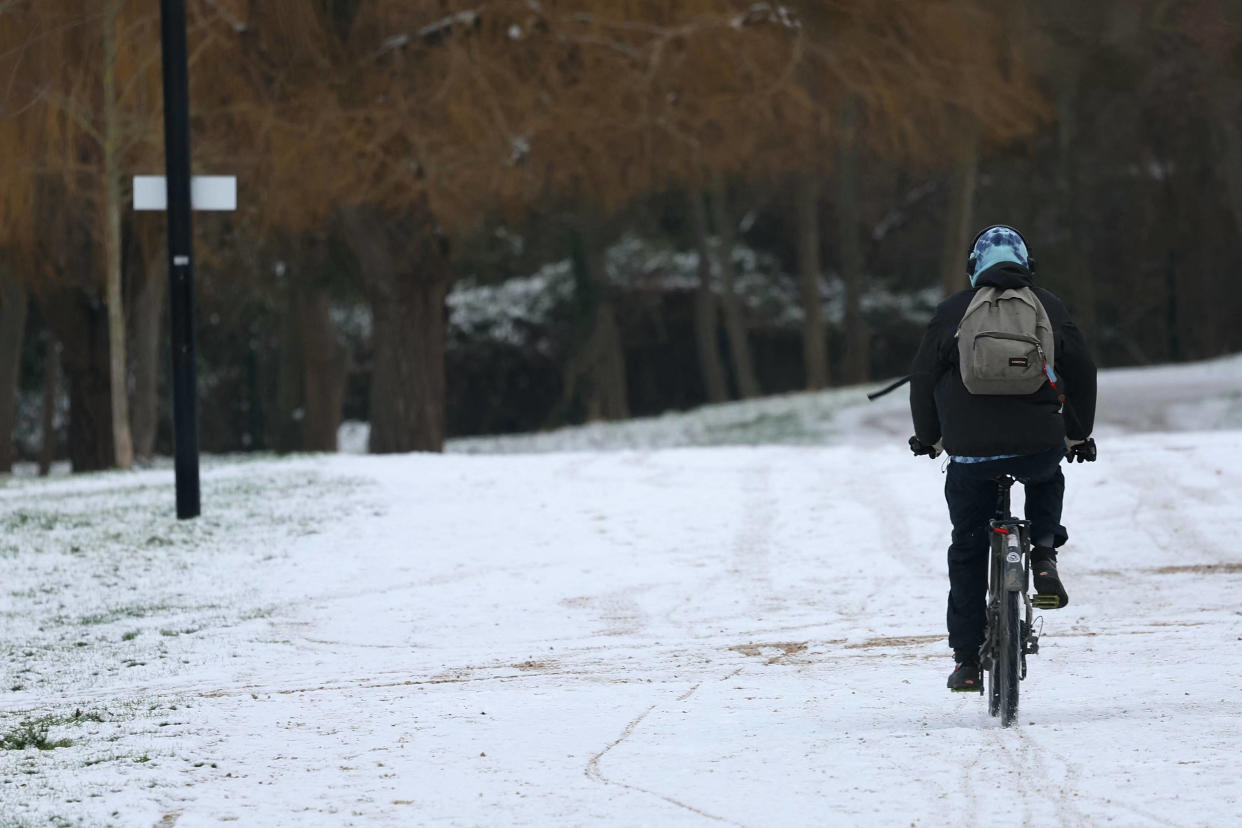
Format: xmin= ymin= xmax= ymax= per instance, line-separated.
xmin=133 ymin=175 xmax=237 ymax=211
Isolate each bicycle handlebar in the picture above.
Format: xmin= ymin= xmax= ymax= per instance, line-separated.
xmin=867 ymin=375 xmax=910 ymax=401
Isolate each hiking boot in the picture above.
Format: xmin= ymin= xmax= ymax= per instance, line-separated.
xmin=947 ymin=653 xmax=982 ymax=692
xmin=1032 ymin=547 xmax=1069 ymax=609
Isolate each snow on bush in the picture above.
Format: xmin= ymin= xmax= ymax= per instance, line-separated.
xmin=444 ymin=234 xmax=935 ymax=350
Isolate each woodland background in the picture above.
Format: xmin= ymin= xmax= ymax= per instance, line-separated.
xmin=1 ymin=0 xmax=1240 ymax=472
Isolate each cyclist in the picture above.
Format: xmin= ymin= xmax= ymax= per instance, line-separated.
xmin=907 ymin=225 xmax=1097 ymax=692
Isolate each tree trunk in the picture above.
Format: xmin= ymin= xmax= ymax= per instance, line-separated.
xmin=39 ymin=337 xmax=59 ymax=476
xmin=1056 ymin=86 xmax=1096 ymax=348
xmin=1165 ymin=249 xmax=1180 ymax=362
xmin=707 ymin=175 xmax=761 ymax=398
xmin=270 ymin=280 xmax=305 ymax=453
xmin=1214 ymin=94 xmax=1242 ymax=250
xmin=586 ymin=303 xmax=628 ymax=420
xmin=0 ymin=272 xmax=28 ymax=472
xmin=560 ymin=225 xmax=629 ymax=421
xmin=42 ymin=291 xmax=114 ymax=472
xmin=299 ymin=288 xmax=347 ymax=451
xmin=340 ymin=205 xmax=450 ymax=453
xmin=687 ymin=192 xmax=728 ymax=404
xmin=130 ymin=227 xmax=166 ymax=460
xmin=938 ymin=114 xmax=980 ymax=299
xmin=102 ymin=2 xmax=133 ymax=469
xmin=368 ymin=279 xmax=447 ymax=451
xmin=795 ymin=176 xmax=829 ymax=389
xmin=835 ymin=96 xmax=869 ymax=384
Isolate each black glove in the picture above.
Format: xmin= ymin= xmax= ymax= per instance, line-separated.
xmin=1065 ymin=437 xmax=1097 ymax=463
xmin=909 ymin=435 xmax=942 ymax=459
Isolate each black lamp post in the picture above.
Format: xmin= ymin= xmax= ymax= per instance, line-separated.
xmin=158 ymin=0 xmax=200 ymax=519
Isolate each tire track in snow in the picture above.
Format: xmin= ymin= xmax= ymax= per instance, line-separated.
xmin=993 ymin=731 xmax=1049 ymax=826
xmin=656 ymin=454 xmax=775 ymax=633
xmin=1112 ymin=443 xmax=1235 ymax=567
xmin=810 ymin=449 xmax=938 ymax=627
xmin=952 ymin=694 xmax=1087 ymax=827
xmin=733 ymin=460 xmax=779 ymax=615
xmin=584 ymin=668 xmax=748 ymax=827
xmin=1010 ymin=726 xmax=1090 ymax=827
xmin=976 ymin=687 xmax=1089 ymax=828
xmin=584 ymin=459 xmax=775 ymax=826
xmin=0 ymin=665 xmax=583 ymax=714
xmin=952 ymin=744 xmax=985 ymax=828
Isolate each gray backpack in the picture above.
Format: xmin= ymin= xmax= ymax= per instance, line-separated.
xmin=955 ymin=286 xmax=1055 ymax=395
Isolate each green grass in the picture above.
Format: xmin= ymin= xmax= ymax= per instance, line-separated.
xmin=1 ymin=709 xmax=107 ymax=751
xmin=75 ymin=604 xmax=171 ymax=627
xmin=159 ymin=627 xmax=200 ymax=637
xmin=2 ymin=721 xmax=71 ymax=751
xmin=1 ymin=510 xmax=62 ymax=532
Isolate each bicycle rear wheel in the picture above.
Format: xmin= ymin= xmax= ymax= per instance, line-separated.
xmin=997 ymin=590 xmax=1021 ymax=726
xmin=986 ymin=542 xmax=1001 ymax=717
xmin=988 ymin=656 xmax=1000 ymax=717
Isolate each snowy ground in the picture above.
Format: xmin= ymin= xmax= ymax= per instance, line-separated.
xmin=2 ymin=356 xmax=1242 ymax=826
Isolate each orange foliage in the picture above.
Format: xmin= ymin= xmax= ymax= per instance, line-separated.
xmin=2 ymin=1 xmax=1050 ymax=250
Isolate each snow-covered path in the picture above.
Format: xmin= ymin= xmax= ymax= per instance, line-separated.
xmin=4 ymin=357 xmax=1242 ymax=825
xmin=3 ymin=430 xmax=1242 ymax=825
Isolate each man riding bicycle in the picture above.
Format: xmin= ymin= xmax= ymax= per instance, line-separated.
xmin=908 ymin=225 xmax=1098 ymax=692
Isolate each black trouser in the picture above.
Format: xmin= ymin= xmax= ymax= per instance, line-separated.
xmin=944 ymin=447 xmax=1068 ymax=654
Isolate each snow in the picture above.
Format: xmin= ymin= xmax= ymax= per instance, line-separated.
xmin=448 ymin=352 xmax=1242 ymax=453
xmin=3 ymin=356 xmax=1242 ymax=825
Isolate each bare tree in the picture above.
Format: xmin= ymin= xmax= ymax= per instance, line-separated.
xmin=0 ymin=269 xmax=26 ymax=472
xmin=2 ymin=1 xmax=242 ymax=469
xmin=795 ymin=175 xmax=828 ymax=390
xmin=38 ymin=337 xmax=60 ymax=476
xmin=938 ymin=115 xmax=980 ymax=300
xmin=707 ymin=175 xmax=762 ymax=398
xmin=129 ymin=220 xmax=166 ymax=460
xmin=99 ymin=1 xmax=134 ymax=468
xmin=688 ymin=191 xmax=729 ymax=403
xmin=834 ymin=94 xmax=869 ymax=384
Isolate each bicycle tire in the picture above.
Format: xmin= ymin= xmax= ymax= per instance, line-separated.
xmin=998 ymin=589 xmax=1021 ymax=726
xmin=986 ymin=535 xmax=1002 ymax=718
xmin=987 ymin=652 xmax=1000 ymax=717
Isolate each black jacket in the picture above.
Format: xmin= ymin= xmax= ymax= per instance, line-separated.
xmin=909 ymin=262 xmax=1097 ymax=457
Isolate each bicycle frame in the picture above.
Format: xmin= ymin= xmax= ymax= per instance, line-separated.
xmin=980 ymin=475 xmax=1039 ymax=726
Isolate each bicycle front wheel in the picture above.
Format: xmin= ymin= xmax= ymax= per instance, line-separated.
xmin=998 ymin=589 xmax=1021 ymax=726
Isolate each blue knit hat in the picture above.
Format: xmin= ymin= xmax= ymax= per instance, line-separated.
xmin=968 ymin=226 xmax=1030 ymax=285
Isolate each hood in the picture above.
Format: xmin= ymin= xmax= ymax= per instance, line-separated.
xmin=973 ymin=261 xmax=1034 ymax=291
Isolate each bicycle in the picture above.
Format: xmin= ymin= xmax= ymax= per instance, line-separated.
xmin=981 ymin=474 xmax=1050 ymax=727
xmin=905 ymin=434 xmax=1093 ymax=724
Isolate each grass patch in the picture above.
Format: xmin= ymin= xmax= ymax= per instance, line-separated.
xmin=1 ymin=708 xmax=107 ymax=751
xmin=9 ymin=585 xmax=57 ymax=599
xmin=159 ymin=627 xmax=199 ymax=637
xmin=2 ymin=720 xmax=72 ymax=751
xmin=2 ymin=510 xmax=62 ymax=532
xmin=76 ymin=603 xmax=171 ymax=627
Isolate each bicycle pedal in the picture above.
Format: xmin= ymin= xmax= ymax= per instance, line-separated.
xmin=1032 ymin=594 xmax=1062 ymax=610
